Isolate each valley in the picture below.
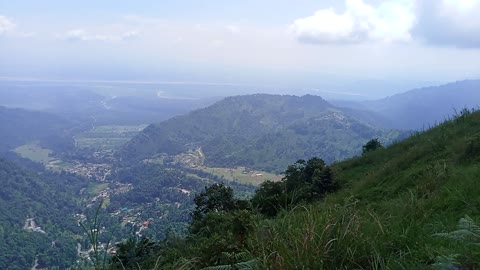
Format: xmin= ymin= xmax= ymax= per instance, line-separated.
xmin=0 ymin=79 xmax=479 ymax=269
xmin=3 ymin=1 xmax=480 ymax=268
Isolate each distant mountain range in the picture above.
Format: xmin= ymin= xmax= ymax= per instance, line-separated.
xmin=120 ymin=94 xmax=403 ymax=172
xmin=333 ymin=79 xmax=480 ymax=130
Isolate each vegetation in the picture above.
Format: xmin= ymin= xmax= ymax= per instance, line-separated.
xmin=121 ymin=94 xmax=404 ymax=172
xmin=76 ymin=125 xmax=147 ymax=150
xmin=0 ymin=158 xmax=86 ymax=269
xmin=252 ymin=157 xmax=338 ymax=217
xmin=0 ymin=106 xmax=77 ymax=153
xmin=199 ymin=166 xmax=282 ymax=185
xmin=93 ymin=108 xmax=480 ymax=269
xmin=2 ymin=85 xmax=480 ymax=269
xmin=362 ymin=138 xmax=384 ymax=155
xmin=13 ymin=142 xmax=56 ymax=164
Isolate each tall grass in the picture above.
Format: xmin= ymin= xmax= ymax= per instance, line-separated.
xmin=247 ymin=110 xmax=480 ymax=269
xmin=249 ymin=198 xmax=391 ymax=269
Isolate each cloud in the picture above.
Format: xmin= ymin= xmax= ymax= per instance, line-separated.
xmin=289 ymin=0 xmax=415 ymax=44
xmin=64 ymin=28 xmax=139 ymax=42
xmin=121 ymin=31 xmax=140 ymax=40
xmin=0 ymin=15 xmax=16 ymax=35
xmin=291 ymin=0 xmax=480 ymax=48
xmin=210 ymin=40 xmax=225 ymax=48
xmin=225 ymin=25 xmax=240 ymax=34
xmin=413 ymin=0 xmax=480 ymax=48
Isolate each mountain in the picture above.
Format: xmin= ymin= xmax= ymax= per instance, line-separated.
xmin=360 ymin=79 xmax=480 ymax=129
xmin=0 ymin=158 xmax=86 ymax=270
xmin=243 ymin=108 xmax=480 ymax=269
xmin=120 ymin=94 xmax=402 ymax=172
xmin=122 ymin=110 xmax=480 ymax=270
xmin=0 ymin=106 xmax=78 ymax=153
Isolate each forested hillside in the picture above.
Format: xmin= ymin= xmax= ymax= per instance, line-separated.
xmin=121 ymin=94 xmax=402 ymax=172
xmin=0 ymin=158 xmax=86 ymax=269
xmin=104 ymin=109 xmax=480 ymax=269
xmin=0 ymin=106 xmax=77 ymax=153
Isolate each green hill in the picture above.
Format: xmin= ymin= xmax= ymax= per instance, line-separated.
xmin=245 ymin=109 xmax=480 ymax=269
xmin=120 ymin=109 xmax=480 ymax=270
xmin=120 ymin=94 xmax=402 ymax=172
xmin=0 ymin=106 xmax=77 ymax=153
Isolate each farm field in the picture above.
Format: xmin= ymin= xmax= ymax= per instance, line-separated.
xmin=76 ymin=124 xmax=147 ymax=149
xmin=199 ymin=166 xmax=282 ymax=185
xmin=13 ymin=142 xmax=56 ymax=164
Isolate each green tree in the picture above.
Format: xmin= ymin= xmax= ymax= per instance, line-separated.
xmin=110 ymin=237 xmax=160 ymax=270
xmin=252 ymin=157 xmax=338 ymax=217
xmin=191 ymin=183 xmax=237 ymax=223
xmin=362 ymin=138 xmax=384 ymax=155
xmin=251 ymin=180 xmax=286 ymax=217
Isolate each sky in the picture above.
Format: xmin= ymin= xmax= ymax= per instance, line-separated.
xmin=1 ymin=0 xmax=480 ymax=97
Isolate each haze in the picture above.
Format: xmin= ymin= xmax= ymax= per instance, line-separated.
xmin=1 ymin=0 xmax=480 ymax=99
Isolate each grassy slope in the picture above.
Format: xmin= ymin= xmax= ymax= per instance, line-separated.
xmin=249 ymin=110 xmax=480 ymax=269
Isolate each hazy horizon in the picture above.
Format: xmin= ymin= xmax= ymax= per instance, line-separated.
xmin=2 ymin=0 xmax=480 ymax=98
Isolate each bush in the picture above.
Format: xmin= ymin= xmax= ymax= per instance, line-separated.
xmin=362 ymin=138 xmax=384 ymax=155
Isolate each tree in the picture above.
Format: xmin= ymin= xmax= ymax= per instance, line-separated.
xmin=110 ymin=237 xmax=160 ymax=270
xmin=362 ymin=138 xmax=384 ymax=155
xmin=251 ymin=180 xmax=286 ymax=217
xmin=253 ymin=157 xmax=339 ymax=217
xmin=191 ymin=183 xmax=237 ymax=223
xmin=312 ymin=166 xmax=338 ymax=196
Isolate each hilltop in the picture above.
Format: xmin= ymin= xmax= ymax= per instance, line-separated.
xmin=120 ymin=94 xmax=401 ymax=172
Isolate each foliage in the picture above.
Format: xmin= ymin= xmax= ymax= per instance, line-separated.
xmin=120 ymin=94 xmax=404 ymax=172
xmin=79 ymin=200 xmax=112 ymax=270
xmin=115 ymin=109 xmax=480 ymax=269
xmin=0 ymin=106 xmax=76 ymax=153
xmin=191 ymin=183 xmax=238 ymax=223
xmin=432 ymin=215 xmax=480 ymax=269
xmin=110 ymin=237 xmax=161 ymax=270
xmin=0 ymin=158 xmax=85 ymax=269
xmin=362 ymin=138 xmax=384 ymax=155
xmin=108 ymin=163 xmax=256 ymax=241
xmin=252 ymin=157 xmax=338 ymax=217
xmin=434 ymin=215 xmax=480 ymax=245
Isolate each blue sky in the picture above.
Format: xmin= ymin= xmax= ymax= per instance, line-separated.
xmin=1 ymin=0 xmax=480 ymax=97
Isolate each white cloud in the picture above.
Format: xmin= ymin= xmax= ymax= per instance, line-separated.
xmin=122 ymin=31 xmax=140 ymax=40
xmin=225 ymin=25 xmax=240 ymax=34
xmin=210 ymin=40 xmax=225 ymax=48
xmin=413 ymin=0 xmax=480 ymax=47
xmin=291 ymin=0 xmax=480 ymax=48
xmin=64 ymin=28 xmax=139 ymax=42
xmin=289 ymin=0 xmax=415 ymax=44
xmin=65 ymin=29 xmax=89 ymax=41
xmin=0 ymin=15 xmax=16 ymax=35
